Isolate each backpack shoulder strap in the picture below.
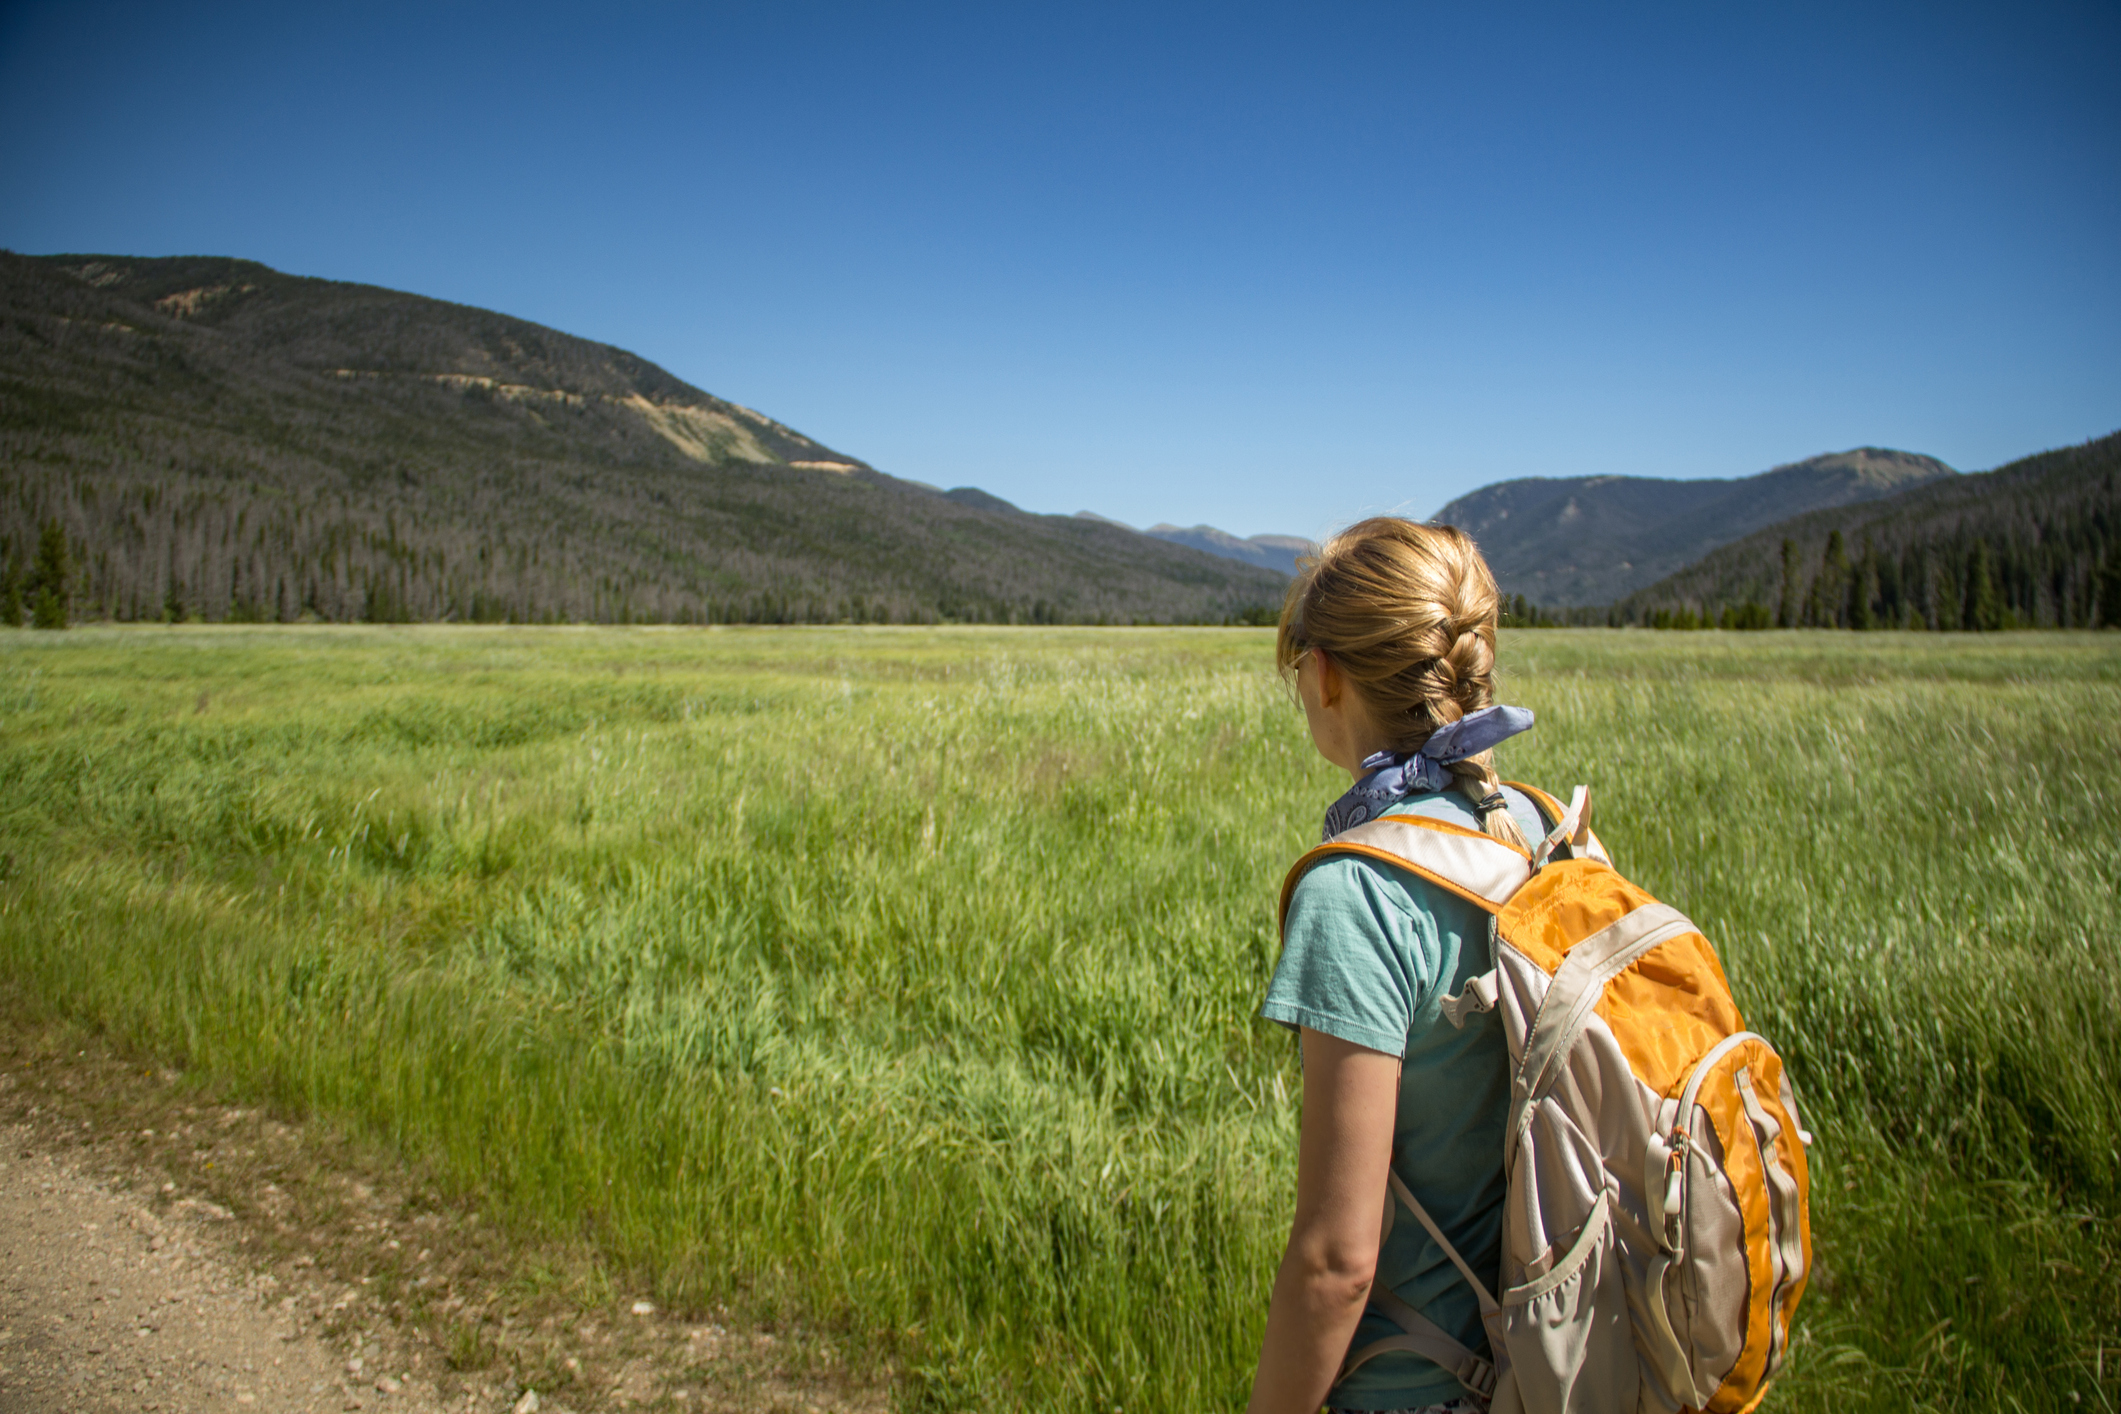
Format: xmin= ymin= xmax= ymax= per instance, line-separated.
xmin=1280 ymin=813 xmax=1532 ymax=932
xmin=1502 ymin=779 xmax=1613 ymax=867
xmin=1503 ymin=779 xmax=1567 ymax=829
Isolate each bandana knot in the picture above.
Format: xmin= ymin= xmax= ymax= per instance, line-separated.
xmin=1320 ymin=704 xmax=1536 ymax=840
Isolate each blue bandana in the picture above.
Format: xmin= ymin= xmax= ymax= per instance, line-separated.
xmin=1320 ymin=704 xmax=1536 ymax=840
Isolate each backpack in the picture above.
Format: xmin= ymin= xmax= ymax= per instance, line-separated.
xmin=1278 ymin=782 xmax=1814 ymax=1414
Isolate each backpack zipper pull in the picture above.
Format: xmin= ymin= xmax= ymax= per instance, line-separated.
xmin=1663 ymin=1132 xmax=1689 ymax=1217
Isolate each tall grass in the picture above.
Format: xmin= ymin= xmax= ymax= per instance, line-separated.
xmin=0 ymin=625 xmax=2115 ymax=1411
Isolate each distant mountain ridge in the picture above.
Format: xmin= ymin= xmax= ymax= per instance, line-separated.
xmin=0 ymin=253 xmax=1288 ymax=624
xmin=1142 ymin=525 xmax=1314 ymax=577
xmin=939 ymin=501 xmax=1318 ymax=578
xmin=1433 ymin=448 xmax=1958 ymax=605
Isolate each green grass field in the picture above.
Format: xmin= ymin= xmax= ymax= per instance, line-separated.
xmin=1 ymin=625 xmax=2116 ymax=1412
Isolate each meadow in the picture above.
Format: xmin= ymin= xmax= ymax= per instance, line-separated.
xmin=0 ymin=623 xmax=2116 ymax=1413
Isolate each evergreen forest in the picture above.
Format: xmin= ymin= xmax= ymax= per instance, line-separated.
xmin=0 ymin=253 xmax=1289 ymax=627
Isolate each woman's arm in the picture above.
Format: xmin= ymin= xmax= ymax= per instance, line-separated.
xmin=1247 ymin=1027 xmax=1402 ymax=1414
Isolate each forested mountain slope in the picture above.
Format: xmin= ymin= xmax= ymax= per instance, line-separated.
xmin=1434 ymin=448 xmax=1956 ymax=604
xmin=0 ymin=253 xmax=1287 ymax=624
xmin=1616 ymin=430 xmax=2121 ymax=629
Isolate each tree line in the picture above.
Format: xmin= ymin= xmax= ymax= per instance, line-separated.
xmin=0 ymin=400 xmax=1288 ymax=629
xmin=0 ymin=474 xmax=1287 ymax=630
xmin=1505 ymin=527 xmax=2121 ymax=633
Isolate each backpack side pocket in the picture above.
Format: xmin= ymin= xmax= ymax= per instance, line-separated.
xmin=1498 ymin=1095 xmax=1641 ymax=1414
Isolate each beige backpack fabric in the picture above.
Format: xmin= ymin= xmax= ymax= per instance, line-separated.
xmin=1279 ymin=783 xmax=1814 ymax=1414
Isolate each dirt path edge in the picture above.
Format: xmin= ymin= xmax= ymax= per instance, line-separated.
xmin=0 ymin=1008 xmax=887 ymax=1414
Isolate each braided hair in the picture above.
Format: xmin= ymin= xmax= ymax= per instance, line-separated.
xmin=1275 ymin=517 xmax=1532 ymax=851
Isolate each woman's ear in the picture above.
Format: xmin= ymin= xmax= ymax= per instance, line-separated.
xmin=1310 ymin=648 xmax=1342 ymax=709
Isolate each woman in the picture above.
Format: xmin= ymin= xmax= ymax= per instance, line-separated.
xmin=1248 ymin=518 xmax=1543 ymax=1414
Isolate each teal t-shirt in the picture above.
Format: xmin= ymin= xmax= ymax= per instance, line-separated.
xmin=1260 ymin=786 xmax=1542 ymax=1410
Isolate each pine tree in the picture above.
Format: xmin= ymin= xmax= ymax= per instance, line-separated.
xmin=1965 ymin=542 xmax=2003 ymax=632
xmin=1875 ymin=543 xmax=1902 ymax=626
xmin=1 ymin=556 xmax=21 ymax=628
xmin=27 ymin=520 xmax=70 ymax=630
xmin=1927 ymin=554 xmax=1954 ymax=631
xmin=1777 ymin=538 xmax=1800 ymax=628
xmin=2097 ymin=543 xmax=2121 ymax=629
xmin=1851 ymin=537 xmax=1880 ymax=631
xmin=1806 ymin=531 xmax=1849 ymax=627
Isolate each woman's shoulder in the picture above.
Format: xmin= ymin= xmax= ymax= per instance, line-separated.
xmin=1287 ymin=840 xmax=1475 ymax=935
xmin=1288 ymin=850 xmax=1424 ymax=925
xmin=1287 ymin=784 xmax=1546 ymax=928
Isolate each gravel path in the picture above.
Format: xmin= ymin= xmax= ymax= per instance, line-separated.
xmin=0 ymin=1018 xmax=884 ymax=1414
xmin=0 ymin=1126 xmax=461 ymax=1414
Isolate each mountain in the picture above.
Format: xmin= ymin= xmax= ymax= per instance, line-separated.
xmin=942 ymin=487 xmax=1026 ymax=516
xmin=1618 ymin=430 xmax=2121 ymax=629
xmin=1432 ymin=449 xmax=1958 ymax=605
xmin=1143 ymin=524 xmax=1315 ymax=576
xmin=0 ymin=253 xmax=1288 ymax=625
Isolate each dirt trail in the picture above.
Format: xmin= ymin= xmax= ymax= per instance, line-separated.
xmin=1 ymin=1129 xmax=457 ymax=1413
xmin=0 ymin=1015 xmax=883 ymax=1414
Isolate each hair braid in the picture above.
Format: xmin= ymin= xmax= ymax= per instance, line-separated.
xmin=1277 ymin=518 xmax=1532 ymax=851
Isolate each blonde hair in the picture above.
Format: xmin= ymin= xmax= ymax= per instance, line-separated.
xmin=1277 ymin=517 xmax=1531 ymax=851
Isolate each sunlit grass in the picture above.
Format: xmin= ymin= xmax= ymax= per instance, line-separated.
xmin=0 ymin=624 xmax=2115 ymax=1411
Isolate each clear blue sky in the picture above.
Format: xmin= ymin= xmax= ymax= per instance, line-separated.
xmin=3 ymin=2 xmax=2115 ymax=540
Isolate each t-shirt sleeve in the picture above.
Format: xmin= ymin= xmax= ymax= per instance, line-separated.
xmin=1262 ymin=856 xmax=1437 ymax=1057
